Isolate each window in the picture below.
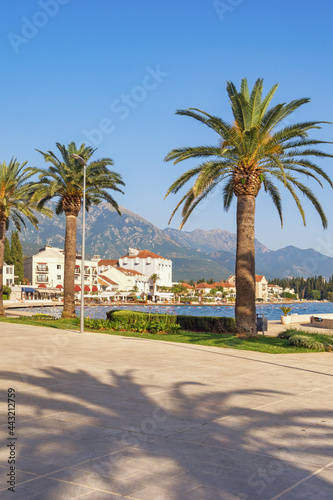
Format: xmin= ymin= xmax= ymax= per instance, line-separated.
xmin=36 ymin=264 xmax=48 ymax=272
xmin=57 ymin=265 xmax=61 ymax=269
xmin=57 ymin=275 xmax=61 ymax=280
xmin=36 ymin=275 xmax=48 ymax=283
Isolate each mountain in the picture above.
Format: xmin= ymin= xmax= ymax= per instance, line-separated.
xmin=163 ymin=227 xmax=269 ymax=255
xmin=13 ymin=203 xmax=333 ymax=280
xmin=255 ymin=246 xmax=333 ymax=279
xmin=15 ymin=204 xmax=232 ymax=281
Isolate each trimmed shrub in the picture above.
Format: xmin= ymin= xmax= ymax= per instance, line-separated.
xmin=176 ymin=315 xmax=236 ymax=333
xmin=106 ymin=310 xmax=236 ymax=334
xmin=106 ymin=309 xmax=180 ymax=334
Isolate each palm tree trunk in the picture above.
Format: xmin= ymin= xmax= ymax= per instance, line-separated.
xmin=62 ymin=214 xmax=78 ymax=318
xmin=0 ymin=220 xmax=6 ymax=316
xmin=235 ymin=195 xmax=257 ymax=335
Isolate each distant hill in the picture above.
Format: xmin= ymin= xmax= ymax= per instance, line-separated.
xmin=255 ymin=246 xmax=333 ymax=279
xmin=163 ymin=227 xmax=269 ymax=255
xmin=13 ymin=203 xmax=333 ymax=280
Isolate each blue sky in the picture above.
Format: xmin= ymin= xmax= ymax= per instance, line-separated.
xmin=1 ymin=0 xmax=333 ymax=257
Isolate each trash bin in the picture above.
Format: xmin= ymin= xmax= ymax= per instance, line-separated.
xmin=256 ymin=313 xmax=267 ymax=335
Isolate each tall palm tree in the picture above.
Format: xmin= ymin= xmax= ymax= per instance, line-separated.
xmin=32 ymin=142 xmax=125 ymax=318
xmin=165 ymin=78 xmax=333 ymax=334
xmin=0 ymin=159 xmax=52 ymax=316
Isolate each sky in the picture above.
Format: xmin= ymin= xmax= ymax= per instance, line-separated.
xmin=1 ymin=0 xmax=333 ymax=257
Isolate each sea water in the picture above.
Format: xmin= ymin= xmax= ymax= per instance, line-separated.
xmin=12 ymin=302 xmax=333 ymax=321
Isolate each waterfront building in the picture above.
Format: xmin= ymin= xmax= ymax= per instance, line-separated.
xmin=255 ymin=275 xmax=268 ymax=301
xmin=3 ymin=263 xmax=14 ymax=287
xmin=118 ymin=248 xmax=172 ymax=287
xmin=23 ymin=245 xmax=98 ymax=294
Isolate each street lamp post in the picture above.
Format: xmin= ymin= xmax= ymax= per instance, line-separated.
xmin=70 ymin=154 xmax=87 ymax=333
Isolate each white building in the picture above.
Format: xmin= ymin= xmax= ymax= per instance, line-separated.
xmin=117 ymin=248 xmax=172 ymax=288
xmin=3 ymin=263 xmax=15 ymax=287
xmin=98 ymin=267 xmax=149 ymax=295
xmin=255 ymin=275 xmax=268 ymax=301
xmin=23 ymin=245 xmax=98 ymax=292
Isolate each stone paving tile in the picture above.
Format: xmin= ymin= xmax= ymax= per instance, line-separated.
xmin=0 ymin=468 xmax=37 ymax=486
xmin=77 ymin=491 xmax=126 ymax=499
xmin=0 ymin=476 xmax=94 ymax=499
xmin=180 ymin=485 xmax=247 ymax=500
xmin=123 ymin=471 xmax=199 ymax=493
xmin=46 ymin=469 xmax=143 ymax=496
xmin=275 ymin=481 xmax=333 ymax=500
xmin=121 ymin=457 xmax=184 ymax=477
xmin=129 ymin=485 xmax=187 ymax=500
xmin=14 ymin=459 xmax=67 ymax=476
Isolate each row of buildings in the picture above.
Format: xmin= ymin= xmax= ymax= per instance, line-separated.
xmin=3 ymin=244 xmax=294 ymax=301
xmin=19 ymin=245 xmax=172 ymax=300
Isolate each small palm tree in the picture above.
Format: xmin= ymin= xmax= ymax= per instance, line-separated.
xmin=0 ymin=159 xmax=52 ymax=315
xmin=165 ymin=78 xmax=333 ymax=334
xmin=149 ymin=273 xmax=160 ymax=295
xmin=32 ymin=142 xmax=125 ymax=318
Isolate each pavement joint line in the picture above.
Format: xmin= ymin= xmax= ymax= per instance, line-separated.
xmin=0 ymin=444 xmax=138 ymax=493
xmin=269 ymin=459 xmax=333 ymax=500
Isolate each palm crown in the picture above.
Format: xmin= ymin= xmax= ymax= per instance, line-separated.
xmin=33 ymin=142 xmax=125 ymax=214
xmin=165 ymin=78 xmax=333 ymax=228
xmin=0 ymin=158 xmax=51 ymax=229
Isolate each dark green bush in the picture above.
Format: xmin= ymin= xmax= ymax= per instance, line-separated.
xmin=105 ymin=309 xmax=180 ymax=334
xmin=106 ymin=310 xmax=236 ymax=334
xmin=277 ymin=331 xmax=293 ymax=339
xmin=176 ymin=315 xmax=236 ymax=333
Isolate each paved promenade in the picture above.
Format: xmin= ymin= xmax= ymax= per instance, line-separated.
xmin=0 ymin=323 xmax=333 ymax=499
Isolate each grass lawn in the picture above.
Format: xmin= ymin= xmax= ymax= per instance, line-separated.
xmin=1 ymin=316 xmax=332 ymax=354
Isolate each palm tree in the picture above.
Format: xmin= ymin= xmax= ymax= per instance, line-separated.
xmin=32 ymin=142 xmax=125 ymax=318
xmin=165 ymin=78 xmax=333 ymax=334
xmin=0 ymin=159 xmax=52 ymax=316
xmin=149 ymin=273 xmax=160 ymax=296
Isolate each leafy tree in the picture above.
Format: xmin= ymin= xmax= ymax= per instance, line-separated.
xmin=165 ymin=78 xmax=332 ymax=334
xmin=171 ymin=283 xmax=187 ymax=300
xmin=4 ymin=237 xmax=12 ymax=264
xmin=0 ymin=159 xmax=51 ymax=315
xmin=11 ymin=231 xmax=24 ymax=284
xmin=32 ymin=142 xmax=124 ymax=318
xmin=311 ymin=289 xmax=321 ymax=300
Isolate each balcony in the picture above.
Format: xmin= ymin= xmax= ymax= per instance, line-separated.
xmin=36 ymin=265 xmax=49 ymax=273
xmin=36 ymin=276 xmax=49 ymax=283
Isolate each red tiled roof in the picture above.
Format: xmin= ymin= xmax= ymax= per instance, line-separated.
xmin=98 ymin=259 xmax=119 ymax=267
xmin=212 ymin=282 xmax=235 ymax=288
xmin=117 ymin=267 xmax=146 ymax=277
xmin=255 ymin=275 xmax=265 ymax=282
xmin=196 ymin=282 xmax=235 ymax=289
xmin=195 ymin=283 xmax=214 ymax=289
xmin=119 ymin=250 xmax=168 ymax=261
xmin=181 ymin=283 xmax=194 ymax=289
xmin=98 ymin=275 xmax=118 ymax=286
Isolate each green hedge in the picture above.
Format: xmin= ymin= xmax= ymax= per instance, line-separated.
xmin=106 ymin=310 xmax=236 ymax=334
xmin=176 ymin=315 xmax=236 ymax=333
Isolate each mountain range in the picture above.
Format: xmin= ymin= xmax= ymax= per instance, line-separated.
xmin=13 ymin=203 xmax=333 ymax=281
